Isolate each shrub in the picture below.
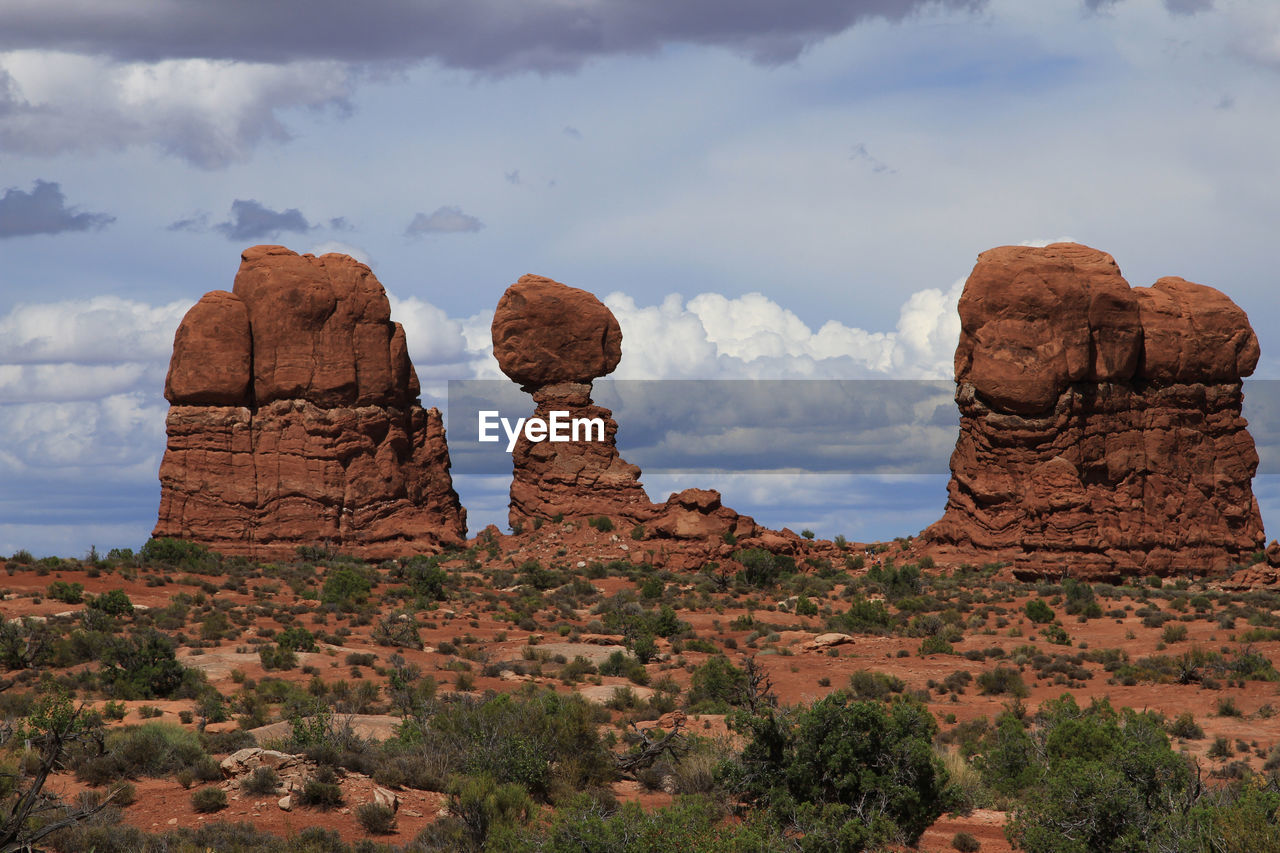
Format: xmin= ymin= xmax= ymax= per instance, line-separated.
xmin=1167 ymin=712 xmax=1204 ymax=740
xmin=919 ymin=635 xmax=956 ymax=656
xmin=829 ymin=596 xmax=894 ymax=635
xmin=402 ymin=555 xmax=450 ymax=601
xmin=1025 ymin=599 xmax=1055 ymax=624
xmin=1162 ymin=623 xmax=1188 ymax=643
xmin=588 ymin=516 xmax=615 ymax=532
xmin=598 ymin=650 xmax=649 ymax=685
xmin=403 ymin=690 xmax=614 ymax=802
xmin=373 ymin=614 xmax=423 ymax=649
xmin=847 ymin=669 xmax=905 ymax=701
xmin=299 ymin=767 xmax=344 ymax=809
xmin=864 ymin=560 xmax=922 ymax=602
xmin=356 ymin=802 xmax=397 ymax=834
xmin=191 ymin=786 xmax=227 ymax=813
xmin=99 ymin=630 xmax=200 ymax=699
xmin=686 ymin=655 xmax=747 ymax=713
xmin=728 ymin=694 xmax=949 ymax=849
xmin=240 ymin=765 xmax=280 ymax=795
xmin=258 ymin=643 xmax=298 ymax=671
xmin=46 ymin=580 xmax=84 ymax=604
xmin=275 ymin=626 xmax=316 ymax=652
xmin=734 ymin=548 xmax=796 ymax=588
xmin=977 ymin=666 xmax=1029 ymax=698
xmin=321 ymin=567 xmax=372 ymax=610
xmin=90 ymin=589 xmax=134 ymax=616
xmin=1005 ymin=695 xmax=1206 ymax=853
xmin=953 ymin=831 xmax=982 ymax=852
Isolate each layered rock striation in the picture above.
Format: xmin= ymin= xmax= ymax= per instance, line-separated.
xmin=155 ymin=245 xmax=465 ymax=558
xmin=924 ymin=243 xmax=1264 ymax=579
xmin=491 ymin=275 xmax=758 ymax=552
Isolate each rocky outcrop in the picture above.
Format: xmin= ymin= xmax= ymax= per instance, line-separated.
xmin=924 ymin=243 xmax=1264 ymax=579
xmin=491 ymin=275 xmax=757 ymax=552
xmin=155 ymin=245 xmax=466 ymax=559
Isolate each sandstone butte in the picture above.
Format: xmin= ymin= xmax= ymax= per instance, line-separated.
xmin=491 ymin=274 xmax=814 ymax=570
xmin=922 ymin=242 xmax=1268 ymax=580
xmin=154 ymin=245 xmax=466 ymax=559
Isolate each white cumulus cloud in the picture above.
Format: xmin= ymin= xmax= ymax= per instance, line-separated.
xmin=0 ymin=50 xmax=352 ymax=168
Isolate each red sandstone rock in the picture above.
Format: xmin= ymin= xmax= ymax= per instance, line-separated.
xmin=492 ymin=276 xmax=758 ymax=557
xmin=164 ymin=290 xmax=252 ymax=406
xmin=925 ymin=243 xmax=1264 ymax=579
xmin=954 ymin=243 xmax=1141 ymax=415
xmin=492 ymin=275 xmax=622 ymax=389
xmin=1134 ymin=277 xmax=1261 ymax=383
xmin=155 ymin=245 xmax=465 ymax=559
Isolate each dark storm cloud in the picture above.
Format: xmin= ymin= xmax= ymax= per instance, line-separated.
xmin=404 ymin=206 xmax=484 ymax=236
xmin=214 ymin=199 xmax=314 ymax=241
xmin=0 ymin=180 xmax=114 ymax=238
xmin=1083 ymin=0 xmax=1212 ymax=12
xmin=1162 ymin=0 xmax=1213 ymax=14
xmin=0 ymin=0 xmax=985 ymax=72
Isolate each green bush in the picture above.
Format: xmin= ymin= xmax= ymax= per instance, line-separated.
xmin=321 ymin=566 xmax=372 ymax=610
xmin=829 ymin=596 xmax=894 ymax=635
xmin=734 ymin=549 xmax=796 ymax=588
xmin=598 ymin=650 xmax=649 ymax=685
xmin=588 ymin=516 xmax=615 ymax=532
xmin=356 ymin=801 xmax=397 ymax=834
xmin=190 ymin=786 xmax=227 ymax=813
xmin=847 ymin=670 xmax=905 ymax=701
xmin=686 ymin=655 xmax=747 ymax=713
xmin=864 ymin=560 xmax=922 ymax=602
xmin=46 ymin=580 xmax=84 ymax=604
xmin=139 ymin=537 xmax=217 ymax=569
xmin=402 ymin=555 xmax=450 ymax=601
xmin=90 ymin=588 xmax=134 ymax=616
xmin=953 ymin=831 xmax=982 ymax=852
xmin=240 ymin=765 xmax=280 ymax=795
xmin=258 ymin=643 xmax=297 ymax=671
xmin=1004 ymin=694 xmax=1214 ymax=853
xmin=977 ymin=666 xmax=1029 ymax=698
xmin=1025 ymin=599 xmax=1055 ymax=624
xmin=489 ymin=793 xmax=785 ymax=851
xmin=1167 ymin=712 xmax=1204 ymax=740
xmin=401 ymin=690 xmax=615 ymax=802
xmin=727 ymin=694 xmax=949 ymax=850
xmin=99 ymin=630 xmax=201 ymax=699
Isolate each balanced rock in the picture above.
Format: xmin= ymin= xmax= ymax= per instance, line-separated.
xmin=491 ymin=275 xmax=757 ymax=552
xmin=493 ymin=274 xmax=622 ymax=389
xmin=924 ymin=243 xmax=1264 ymax=579
xmin=155 ymin=245 xmax=466 ymax=559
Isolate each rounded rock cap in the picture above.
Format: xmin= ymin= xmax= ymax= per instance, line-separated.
xmin=491 ymin=274 xmax=622 ymax=388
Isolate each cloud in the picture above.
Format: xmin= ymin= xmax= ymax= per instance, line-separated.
xmin=0 ymin=51 xmax=352 ymax=168
xmin=0 ymin=1 xmax=985 ymax=73
xmin=305 ymin=241 xmax=372 ymax=266
xmin=0 ymin=180 xmax=114 ymax=238
xmin=404 ymin=206 xmax=485 ymax=236
xmin=214 ymin=199 xmax=314 ymax=241
xmin=0 ymin=295 xmax=190 ymax=366
xmin=1163 ymin=0 xmax=1213 ymax=15
xmin=604 ymin=278 xmax=964 ymax=380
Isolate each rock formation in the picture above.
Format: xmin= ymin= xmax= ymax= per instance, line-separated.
xmin=924 ymin=242 xmax=1264 ymax=579
xmin=155 ymin=245 xmax=466 ymax=559
xmin=491 ymin=275 xmax=758 ymax=552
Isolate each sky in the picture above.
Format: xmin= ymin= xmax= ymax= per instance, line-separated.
xmin=1 ymin=0 xmax=1278 ymax=557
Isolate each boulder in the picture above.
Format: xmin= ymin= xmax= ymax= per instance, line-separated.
xmin=155 ymin=246 xmax=465 ymax=558
xmin=925 ymin=243 xmax=1264 ymax=579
